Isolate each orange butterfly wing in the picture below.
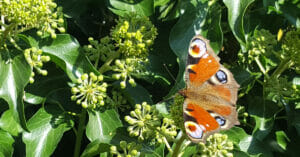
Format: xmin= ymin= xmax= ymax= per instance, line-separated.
xmin=181 ymin=35 xmax=239 ymax=143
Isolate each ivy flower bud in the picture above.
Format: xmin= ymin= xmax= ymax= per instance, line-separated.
xmin=71 ymin=72 xmax=108 ymax=109
xmin=120 ymin=81 xmax=126 ymax=89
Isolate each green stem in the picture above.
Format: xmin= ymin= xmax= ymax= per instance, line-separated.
xmin=0 ymin=22 xmax=17 ymax=47
xmin=171 ymin=134 xmax=186 ymax=157
xmin=73 ymin=108 xmax=87 ymax=157
xmin=163 ymin=137 xmax=173 ymax=153
xmin=271 ymin=58 xmax=292 ymax=79
xmin=254 ymin=57 xmax=269 ymax=79
xmin=98 ymin=51 xmax=120 ymax=73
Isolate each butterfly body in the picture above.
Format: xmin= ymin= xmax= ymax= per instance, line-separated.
xmin=181 ymin=35 xmax=239 ymax=143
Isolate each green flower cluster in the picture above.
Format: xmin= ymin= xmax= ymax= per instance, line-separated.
xmin=83 ymin=13 xmax=157 ymax=89
xmin=113 ymin=58 xmax=144 ymax=89
xmin=281 ymin=29 xmax=300 ymax=72
xmin=246 ymin=29 xmax=277 ymax=63
xmin=111 ymin=13 xmax=157 ymax=59
xmin=105 ymin=89 xmax=129 ymax=112
xmin=125 ymin=102 xmax=177 ymax=142
xmin=0 ymin=0 xmax=65 ymax=47
xmin=84 ymin=37 xmax=115 ymax=66
xmin=198 ymin=134 xmax=234 ymax=157
xmin=155 ymin=118 xmax=177 ymax=143
xmin=24 ymin=47 xmax=50 ymax=83
xmin=110 ymin=141 xmax=141 ymax=157
xmin=125 ymin=102 xmax=160 ymax=140
xmin=71 ymin=72 xmax=108 ymax=109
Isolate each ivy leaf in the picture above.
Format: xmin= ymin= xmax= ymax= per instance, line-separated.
xmin=39 ymin=34 xmax=98 ymax=82
xmin=168 ymin=0 xmax=223 ymax=97
xmin=0 ymin=129 xmax=14 ymax=157
xmin=223 ymin=0 xmax=255 ymax=48
xmin=248 ymin=97 xmax=279 ymax=141
xmin=264 ymin=0 xmax=300 ymax=28
xmin=0 ymin=49 xmax=31 ymax=130
xmin=86 ymin=109 xmax=122 ymax=142
xmin=0 ymin=109 xmax=23 ymax=136
xmin=81 ymin=139 xmax=111 ymax=157
xmin=24 ymin=71 xmax=69 ymax=105
xmin=239 ymin=134 xmax=273 ymax=156
xmin=109 ymin=0 xmax=154 ymax=17
xmin=223 ymin=127 xmax=249 ymax=144
xmin=124 ymin=84 xmax=153 ymax=105
xmin=275 ymin=131 xmax=290 ymax=150
xmin=22 ymin=104 xmax=74 ymax=157
xmin=145 ymin=144 xmax=165 ymax=157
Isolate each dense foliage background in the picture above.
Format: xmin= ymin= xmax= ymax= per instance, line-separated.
xmin=0 ymin=0 xmax=299 ymax=156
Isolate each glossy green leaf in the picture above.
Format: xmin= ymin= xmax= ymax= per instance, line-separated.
xmin=223 ymin=0 xmax=255 ymax=47
xmin=86 ymin=109 xmax=122 ymax=142
xmin=109 ymin=0 xmax=154 ymax=16
xmin=265 ymin=0 xmax=300 ymax=28
xmin=248 ymin=96 xmax=280 ymax=141
xmin=81 ymin=139 xmax=111 ymax=157
xmin=223 ymin=127 xmax=249 ymax=144
xmin=181 ymin=144 xmax=197 ymax=157
xmin=168 ymin=0 xmax=223 ymax=97
xmin=0 ymin=49 xmax=31 ymax=130
xmin=0 ymin=109 xmax=23 ymax=136
xmin=0 ymin=129 xmax=14 ymax=157
xmin=25 ymin=74 xmax=69 ymax=105
xmin=231 ymin=67 xmax=261 ymax=95
xmin=40 ymin=34 xmax=98 ymax=82
xmin=145 ymin=144 xmax=165 ymax=157
xmin=124 ymin=84 xmax=153 ymax=105
xmin=239 ymin=135 xmax=272 ymax=157
xmin=275 ymin=131 xmax=290 ymax=150
xmin=22 ymin=105 xmax=74 ymax=157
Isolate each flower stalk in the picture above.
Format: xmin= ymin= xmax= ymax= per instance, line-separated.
xmin=73 ymin=108 xmax=87 ymax=157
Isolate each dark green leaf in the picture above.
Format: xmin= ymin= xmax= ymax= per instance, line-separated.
xmin=265 ymin=0 xmax=300 ymax=28
xmin=25 ymin=74 xmax=69 ymax=105
xmin=22 ymin=104 xmax=74 ymax=157
xmin=124 ymin=84 xmax=153 ymax=105
xmin=0 ymin=129 xmax=14 ymax=157
xmin=0 ymin=49 xmax=31 ymax=130
xmin=223 ymin=0 xmax=255 ymax=47
xmin=109 ymin=0 xmax=154 ymax=17
xmin=86 ymin=109 xmax=122 ymax=142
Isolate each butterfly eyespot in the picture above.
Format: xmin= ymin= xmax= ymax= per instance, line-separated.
xmin=215 ymin=70 xmax=227 ymax=84
xmin=215 ymin=116 xmax=226 ymax=126
xmin=189 ymin=38 xmax=206 ymax=58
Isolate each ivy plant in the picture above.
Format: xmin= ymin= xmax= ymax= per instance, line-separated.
xmin=0 ymin=0 xmax=299 ymax=157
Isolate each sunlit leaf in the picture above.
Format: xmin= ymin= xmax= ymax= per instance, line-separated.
xmin=86 ymin=109 xmax=122 ymax=142
xmin=0 ymin=129 xmax=14 ymax=157
xmin=223 ymin=0 xmax=255 ymax=48
xmin=0 ymin=49 xmax=31 ymax=130
xmin=22 ymin=105 xmax=74 ymax=157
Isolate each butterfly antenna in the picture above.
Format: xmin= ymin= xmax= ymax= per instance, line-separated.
xmin=163 ymin=63 xmax=176 ymax=82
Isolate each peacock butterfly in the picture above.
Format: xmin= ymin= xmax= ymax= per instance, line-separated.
xmin=179 ymin=35 xmax=240 ymax=143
